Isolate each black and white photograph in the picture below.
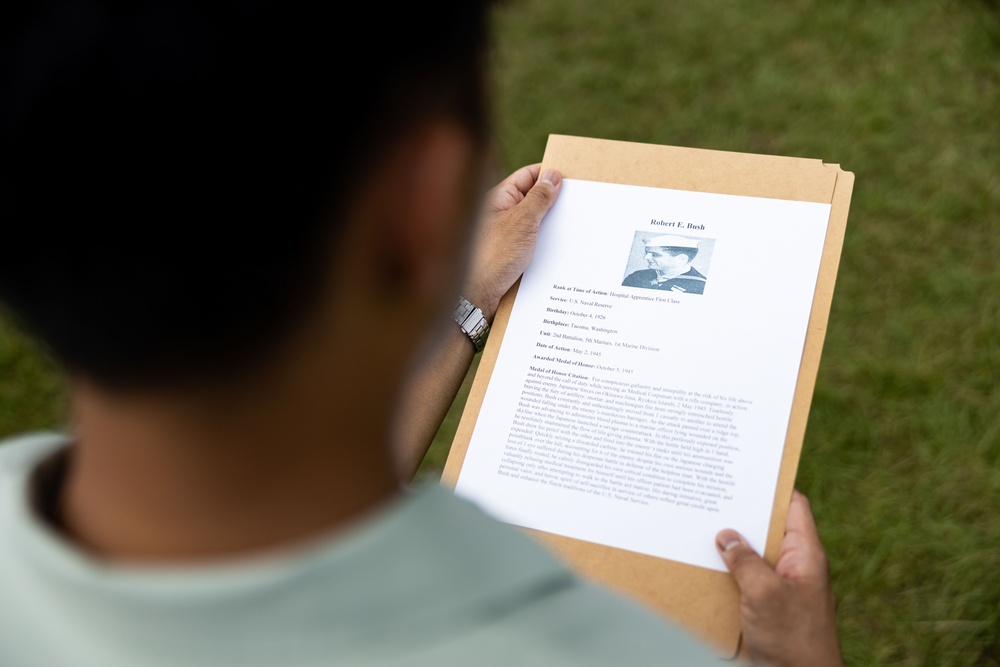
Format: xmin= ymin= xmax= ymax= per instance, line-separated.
xmin=621 ymin=231 xmax=715 ymax=295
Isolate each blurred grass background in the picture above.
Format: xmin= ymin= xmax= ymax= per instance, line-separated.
xmin=1 ymin=0 xmax=997 ymax=664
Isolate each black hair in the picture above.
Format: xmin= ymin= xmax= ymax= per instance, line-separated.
xmin=0 ymin=1 xmax=494 ymax=388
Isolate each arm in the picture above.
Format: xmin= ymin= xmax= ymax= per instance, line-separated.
xmin=392 ymin=165 xmax=563 ymax=481
xmin=716 ymin=491 xmax=843 ymax=667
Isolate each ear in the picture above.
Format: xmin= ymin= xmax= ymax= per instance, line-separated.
xmin=364 ymin=122 xmax=479 ymax=300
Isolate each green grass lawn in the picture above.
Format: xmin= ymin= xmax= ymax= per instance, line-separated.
xmin=2 ymin=1 xmax=998 ymax=664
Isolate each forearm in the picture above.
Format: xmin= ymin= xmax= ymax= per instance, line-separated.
xmin=391 ymin=164 xmax=560 ymax=482
xmin=391 ymin=321 xmax=477 ymax=482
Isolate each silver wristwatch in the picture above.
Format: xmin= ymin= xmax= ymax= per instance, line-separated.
xmin=453 ymin=296 xmax=491 ymax=353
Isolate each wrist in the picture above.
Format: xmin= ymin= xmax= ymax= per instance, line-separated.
xmin=452 ymin=296 xmax=491 ymax=353
xmin=460 ymin=284 xmax=499 ymax=323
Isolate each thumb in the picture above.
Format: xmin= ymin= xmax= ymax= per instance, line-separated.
xmin=716 ymin=529 xmax=777 ymax=594
xmin=519 ymin=169 xmax=562 ymax=222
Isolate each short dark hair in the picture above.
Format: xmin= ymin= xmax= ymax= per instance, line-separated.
xmin=0 ymin=1 xmax=494 ymax=388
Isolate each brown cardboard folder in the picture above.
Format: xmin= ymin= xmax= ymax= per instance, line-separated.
xmin=442 ymin=134 xmax=854 ymax=658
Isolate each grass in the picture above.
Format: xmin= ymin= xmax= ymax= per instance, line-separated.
xmin=0 ymin=317 xmax=66 ymax=438
xmin=2 ymin=1 xmax=998 ymax=664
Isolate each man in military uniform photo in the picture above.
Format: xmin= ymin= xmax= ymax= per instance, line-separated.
xmin=622 ymin=235 xmax=708 ymax=294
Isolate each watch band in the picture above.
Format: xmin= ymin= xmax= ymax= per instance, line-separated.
xmin=453 ymin=296 xmax=491 ymax=353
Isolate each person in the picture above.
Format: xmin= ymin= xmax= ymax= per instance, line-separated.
xmin=0 ymin=2 xmax=842 ymax=666
xmin=623 ymin=235 xmax=708 ymax=293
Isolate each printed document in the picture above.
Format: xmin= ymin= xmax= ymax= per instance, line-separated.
xmin=454 ymin=178 xmax=832 ymax=572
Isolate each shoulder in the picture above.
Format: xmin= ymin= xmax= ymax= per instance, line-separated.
xmin=660 ymin=268 xmax=706 ymax=294
xmin=0 ymin=432 xmax=68 ymax=480
xmin=0 ymin=445 xmax=718 ymax=666
xmin=684 ymin=267 xmax=706 ymax=279
xmin=0 ymin=433 xmax=73 ymax=660
xmin=622 ymin=269 xmax=656 ymax=286
xmin=430 ymin=576 xmax=719 ymax=666
xmin=402 ymin=489 xmax=718 ymax=665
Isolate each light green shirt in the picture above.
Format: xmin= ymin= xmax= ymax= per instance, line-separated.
xmin=0 ymin=433 xmax=719 ymax=666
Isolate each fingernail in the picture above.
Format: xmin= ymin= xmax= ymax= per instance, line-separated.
xmin=716 ymin=530 xmax=743 ymax=552
xmin=540 ymin=170 xmax=561 ymax=187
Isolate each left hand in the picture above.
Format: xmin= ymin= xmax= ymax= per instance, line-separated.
xmin=462 ymin=164 xmax=562 ymax=321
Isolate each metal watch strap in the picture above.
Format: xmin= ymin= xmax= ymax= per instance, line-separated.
xmin=452 ymin=296 xmax=491 ymax=353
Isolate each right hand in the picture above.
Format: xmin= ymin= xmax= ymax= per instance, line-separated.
xmin=715 ymin=491 xmax=843 ymax=667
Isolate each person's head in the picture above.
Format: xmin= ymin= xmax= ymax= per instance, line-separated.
xmin=643 ymin=236 xmax=699 ymax=273
xmin=0 ymin=1 xmax=495 ymax=394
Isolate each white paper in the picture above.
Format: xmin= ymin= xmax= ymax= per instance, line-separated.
xmin=454 ymin=178 xmax=831 ymax=572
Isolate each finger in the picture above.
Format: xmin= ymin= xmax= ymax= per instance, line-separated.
xmin=785 ymin=490 xmax=821 ymax=545
xmin=716 ymin=529 xmax=778 ymax=595
xmin=777 ymin=491 xmax=829 ymax=579
xmin=487 ymin=164 xmax=545 ymax=212
xmin=518 ymin=169 xmax=562 ymax=221
xmin=500 ymin=163 xmax=542 ymax=196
